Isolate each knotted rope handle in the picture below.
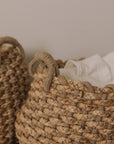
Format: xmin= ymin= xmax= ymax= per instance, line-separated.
xmin=105 ymin=84 xmax=114 ymax=91
xmin=0 ymin=36 xmax=25 ymax=65
xmin=29 ymin=52 xmax=60 ymax=92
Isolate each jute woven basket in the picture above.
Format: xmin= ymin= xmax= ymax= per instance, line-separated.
xmin=0 ymin=36 xmax=29 ymax=144
xmin=15 ymin=52 xmax=114 ymax=144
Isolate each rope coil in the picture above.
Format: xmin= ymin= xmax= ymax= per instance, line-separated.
xmin=0 ymin=36 xmax=25 ymax=66
xmin=29 ymin=52 xmax=59 ymax=92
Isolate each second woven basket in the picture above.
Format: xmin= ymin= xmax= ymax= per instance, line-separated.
xmin=15 ymin=52 xmax=114 ymax=144
xmin=0 ymin=36 xmax=30 ymax=144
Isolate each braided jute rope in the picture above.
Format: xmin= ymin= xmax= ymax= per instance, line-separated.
xmin=0 ymin=36 xmax=29 ymax=144
xmin=16 ymin=52 xmax=114 ymax=144
xmin=0 ymin=36 xmax=25 ymax=63
xmin=29 ymin=52 xmax=59 ymax=92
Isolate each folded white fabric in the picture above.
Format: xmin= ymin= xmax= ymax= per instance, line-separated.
xmin=60 ymin=52 xmax=114 ymax=88
xmin=103 ymin=51 xmax=114 ymax=81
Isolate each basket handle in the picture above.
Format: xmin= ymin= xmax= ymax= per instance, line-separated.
xmin=105 ymin=84 xmax=114 ymax=91
xmin=0 ymin=36 xmax=25 ymax=62
xmin=29 ymin=52 xmax=59 ymax=92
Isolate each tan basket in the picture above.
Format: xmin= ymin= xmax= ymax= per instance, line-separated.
xmin=0 ymin=36 xmax=30 ymax=144
xmin=15 ymin=52 xmax=114 ymax=144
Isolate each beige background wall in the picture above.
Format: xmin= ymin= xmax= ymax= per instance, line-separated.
xmin=0 ymin=0 xmax=114 ymax=62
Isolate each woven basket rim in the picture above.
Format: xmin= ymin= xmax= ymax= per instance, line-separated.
xmin=29 ymin=51 xmax=114 ymax=92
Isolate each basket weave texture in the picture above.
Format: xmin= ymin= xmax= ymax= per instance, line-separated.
xmin=0 ymin=36 xmax=29 ymax=144
xmin=15 ymin=52 xmax=114 ymax=144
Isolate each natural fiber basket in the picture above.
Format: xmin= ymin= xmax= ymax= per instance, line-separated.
xmin=15 ymin=52 xmax=114 ymax=144
xmin=0 ymin=36 xmax=29 ymax=144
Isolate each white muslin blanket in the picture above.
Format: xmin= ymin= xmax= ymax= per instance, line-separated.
xmin=60 ymin=51 xmax=114 ymax=88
